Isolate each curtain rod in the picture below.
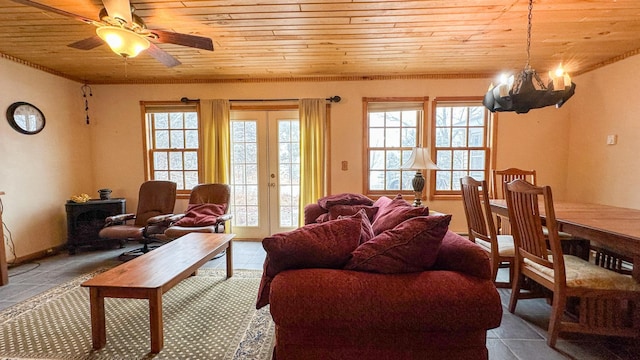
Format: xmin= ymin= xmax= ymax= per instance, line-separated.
xmin=180 ymin=96 xmax=341 ymax=103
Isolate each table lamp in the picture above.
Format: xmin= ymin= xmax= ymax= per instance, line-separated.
xmin=402 ymin=147 xmax=438 ymax=206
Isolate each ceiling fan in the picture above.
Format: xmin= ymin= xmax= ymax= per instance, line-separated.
xmin=10 ymin=0 xmax=214 ymax=67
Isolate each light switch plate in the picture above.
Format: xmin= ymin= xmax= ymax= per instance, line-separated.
xmin=606 ymin=134 xmax=617 ymax=145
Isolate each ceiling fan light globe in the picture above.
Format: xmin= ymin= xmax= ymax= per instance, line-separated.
xmin=96 ymin=26 xmax=150 ymax=58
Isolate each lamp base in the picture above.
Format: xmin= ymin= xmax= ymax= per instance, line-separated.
xmin=413 ymin=196 xmax=422 ymax=207
xmin=412 ymin=171 xmax=425 ymax=207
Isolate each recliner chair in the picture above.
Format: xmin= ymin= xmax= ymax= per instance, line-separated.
xmin=163 ymin=183 xmax=232 ymax=239
xmin=99 ymin=180 xmax=177 ymax=261
xmin=161 ymin=183 xmax=232 ymax=259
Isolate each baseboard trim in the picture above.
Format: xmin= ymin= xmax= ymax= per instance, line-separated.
xmin=7 ymin=244 xmax=66 ymax=268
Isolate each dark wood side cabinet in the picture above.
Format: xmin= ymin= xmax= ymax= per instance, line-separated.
xmin=65 ymin=199 xmax=126 ymax=254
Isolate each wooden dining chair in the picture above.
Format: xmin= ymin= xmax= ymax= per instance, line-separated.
xmin=460 ymin=176 xmax=515 ymax=287
xmin=491 ymin=168 xmax=537 ymax=199
xmin=492 ymin=167 xmax=584 ymax=253
xmin=504 ymin=179 xmax=640 ymax=347
xmin=592 ymin=245 xmax=634 ymax=275
xmin=490 ymin=168 xmax=537 ymax=235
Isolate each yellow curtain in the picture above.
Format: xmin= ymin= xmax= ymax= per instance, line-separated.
xmin=201 ymin=99 xmax=230 ymax=184
xmin=298 ymin=99 xmax=327 ymax=226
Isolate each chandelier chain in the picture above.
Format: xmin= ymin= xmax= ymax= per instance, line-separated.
xmin=526 ymin=0 xmax=533 ymax=70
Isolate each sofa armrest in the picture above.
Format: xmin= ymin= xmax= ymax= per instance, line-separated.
xmin=270 ymin=268 xmax=502 ymax=332
xmin=433 ymin=231 xmax=492 ymax=280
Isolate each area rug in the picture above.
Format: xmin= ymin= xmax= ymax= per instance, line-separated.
xmin=0 ymin=269 xmax=274 ymax=360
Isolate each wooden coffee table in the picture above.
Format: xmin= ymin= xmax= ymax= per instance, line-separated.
xmin=81 ymin=232 xmax=234 ymax=353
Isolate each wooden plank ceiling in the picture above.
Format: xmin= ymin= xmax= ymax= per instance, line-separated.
xmin=1 ymin=0 xmax=639 ymax=84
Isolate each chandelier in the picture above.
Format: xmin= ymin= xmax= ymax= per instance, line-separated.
xmin=483 ymin=0 xmax=576 ymax=114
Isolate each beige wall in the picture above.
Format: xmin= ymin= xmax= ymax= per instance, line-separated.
xmin=0 ymin=58 xmax=92 ymax=260
xmin=7 ymin=51 xmax=631 ymax=258
xmin=566 ymin=55 xmax=640 ymax=208
xmin=89 ymin=78 xmax=573 ymax=233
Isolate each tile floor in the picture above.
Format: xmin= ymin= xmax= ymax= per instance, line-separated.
xmin=1 ymin=240 xmax=638 ymax=360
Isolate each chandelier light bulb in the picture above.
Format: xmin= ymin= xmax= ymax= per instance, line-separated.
xmin=554 ymin=66 xmax=565 ymax=77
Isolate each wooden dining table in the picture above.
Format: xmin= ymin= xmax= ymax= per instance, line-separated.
xmin=489 ymin=199 xmax=640 ymax=282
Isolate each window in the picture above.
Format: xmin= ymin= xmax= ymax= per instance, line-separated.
xmin=431 ymin=97 xmax=493 ymax=198
xmin=363 ymin=97 xmax=428 ymax=196
xmin=142 ymin=102 xmax=201 ymax=196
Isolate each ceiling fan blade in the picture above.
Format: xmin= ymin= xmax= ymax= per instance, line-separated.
xmin=102 ymin=0 xmax=132 ymax=24
xmin=151 ymin=29 xmax=214 ymax=51
xmin=146 ymin=43 xmax=181 ymax=68
xmin=8 ymin=0 xmax=97 ymax=24
xmin=68 ymin=36 xmax=104 ymax=50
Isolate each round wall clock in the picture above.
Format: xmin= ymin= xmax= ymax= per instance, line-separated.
xmin=6 ymin=102 xmax=46 ymax=135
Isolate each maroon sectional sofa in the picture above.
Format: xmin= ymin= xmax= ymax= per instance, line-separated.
xmin=266 ymin=199 xmax=503 ymax=359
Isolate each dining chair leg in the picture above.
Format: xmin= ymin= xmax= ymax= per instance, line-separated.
xmin=491 ymin=257 xmax=499 ymax=282
xmin=547 ymin=290 xmax=567 ymax=347
xmin=508 ymin=261 xmax=515 ymax=286
xmin=509 ymin=262 xmax=523 ymax=313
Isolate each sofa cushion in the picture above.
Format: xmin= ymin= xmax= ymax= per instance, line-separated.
xmin=345 ymin=215 xmax=452 ymax=273
xmin=318 ymin=193 xmax=373 ymax=210
xmin=172 ymin=203 xmax=226 ymax=226
xmin=371 ymin=197 xmax=430 ymax=235
xmin=256 ymin=216 xmax=362 ymax=309
xmin=270 ymin=268 xmax=503 ymax=332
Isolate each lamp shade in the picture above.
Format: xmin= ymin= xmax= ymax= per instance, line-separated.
xmin=402 ymin=147 xmax=438 ymax=170
xmin=96 ymin=26 xmax=150 ymax=58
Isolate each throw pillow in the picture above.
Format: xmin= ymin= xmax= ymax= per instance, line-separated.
xmin=317 ymin=193 xmax=374 ymax=210
xmin=371 ymin=198 xmax=430 ymax=235
xmin=338 ymin=208 xmax=375 ymax=244
xmin=345 ymin=214 xmax=452 ymax=274
xmin=256 ymin=216 xmax=362 ymax=309
xmin=371 ymin=195 xmax=394 ymax=222
xmin=173 ymin=203 xmax=226 ymax=226
xmin=328 ymin=204 xmax=379 ymax=222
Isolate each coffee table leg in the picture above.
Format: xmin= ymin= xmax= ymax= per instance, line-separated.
xmin=149 ymin=288 xmax=164 ymax=353
xmin=89 ymin=288 xmax=106 ymax=350
xmin=226 ymin=241 xmax=233 ymax=278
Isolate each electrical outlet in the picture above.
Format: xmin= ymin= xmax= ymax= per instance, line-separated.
xmin=606 ymin=134 xmax=617 ymax=145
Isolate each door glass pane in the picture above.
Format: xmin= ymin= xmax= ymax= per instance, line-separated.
xmin=278 ymin=119 xmax=300 ymax=228
xmin=230 ymin=120 xmax=260 ymax=228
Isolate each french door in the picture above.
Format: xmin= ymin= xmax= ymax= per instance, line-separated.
xmin=229 ymin=110 xmax=300 ymax=239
